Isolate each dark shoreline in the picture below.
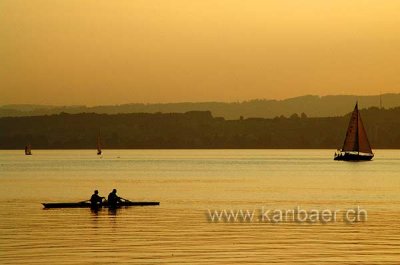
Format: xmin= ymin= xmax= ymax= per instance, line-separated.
xmin=1 ymin=107 xmax=399 ymax=149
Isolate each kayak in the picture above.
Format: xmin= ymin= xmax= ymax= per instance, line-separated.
xmin=42 ymin=201 xmax=160 ymax=209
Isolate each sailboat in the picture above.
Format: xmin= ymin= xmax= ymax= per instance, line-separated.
xmin=334 ymin=103 xmax=374 ymax=161
xmin=97 ymin=135 xmax=102 ymax=155
xmin=25 ymin=144 xmax=32 ymax=155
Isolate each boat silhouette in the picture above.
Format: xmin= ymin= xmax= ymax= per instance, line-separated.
xmin=25 ymin=144 xmax=32 ymax=155
xmin=97 ymin=135 xmax=102 ymax=155
xmin=334 ymin=103 xmax=374 ymax=161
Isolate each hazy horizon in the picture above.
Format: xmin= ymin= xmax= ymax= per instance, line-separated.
xmin=1 ymin=92 xmax=399 ymax=107
xmin=1 ymin=1 xmax=400 ymax=105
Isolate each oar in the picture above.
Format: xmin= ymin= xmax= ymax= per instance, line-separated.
xmin=78 ymin=200 xmax=90 ymax=204
xmin=119 ymin=197 xmax=132 ymax=203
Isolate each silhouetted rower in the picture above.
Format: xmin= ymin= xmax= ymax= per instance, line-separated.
xmin=107 ymin=189 xmax=122 ymax=208
xmin=90 ymin=190 xmax=104 ymax=209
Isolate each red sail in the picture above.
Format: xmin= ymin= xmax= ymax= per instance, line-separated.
xmin=342 ymin=104 xmax=359 ymax=152
xmin=357 ymin=112 xmax=373 ymax=154
xmin=341 ymin=103 xmax=373 ymax=154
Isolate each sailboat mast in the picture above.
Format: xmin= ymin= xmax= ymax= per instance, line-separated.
xmin=355 ymin=103 xmax=359 ymax=155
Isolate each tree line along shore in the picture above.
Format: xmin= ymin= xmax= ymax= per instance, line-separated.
xmin=2 ymin=94 xmax=400 ymax=119
xmin=0 ymin=107 xmax=399 ymax=149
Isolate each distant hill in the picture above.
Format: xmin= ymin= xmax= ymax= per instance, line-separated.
xmin=1 ymin=93 xmax=399 ymax=119
xmin=1 ymin=106 xmax=399 ymax=149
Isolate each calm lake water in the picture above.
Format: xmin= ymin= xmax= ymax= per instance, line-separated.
xmin=1 ymin=149 xmax=400 ymax=264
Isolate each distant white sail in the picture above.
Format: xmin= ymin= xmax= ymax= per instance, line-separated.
xmin=97 ymin=136 xmax=102 ymax=155
xmin=25 ymin=144 xmax=32 ymax=155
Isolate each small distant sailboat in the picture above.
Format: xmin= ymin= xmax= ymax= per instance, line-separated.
xmin=97 ymin=135 xmax=102 ymax=155
xmin=25 ymin=144 xmax=32 ymax=155
xmin=334 ymin=103 xmax=374 ymax=161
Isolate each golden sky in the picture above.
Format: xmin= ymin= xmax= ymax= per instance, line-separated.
xmin=1 ymin=0 xmax=400 ymax=105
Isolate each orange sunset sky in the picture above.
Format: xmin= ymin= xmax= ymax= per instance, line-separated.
xmin=1 ymin=0 xmax=400 ymax=105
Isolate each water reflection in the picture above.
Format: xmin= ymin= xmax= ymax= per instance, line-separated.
xmin=89 ymin=207 xmax=120 ymax=216
xmin=1 ymin=150 xmax=400 ymax=264
xmin=90 ymin=208 xmax=100 ymax=215
xmin=108 ymin=208 xmax=119 ymax=216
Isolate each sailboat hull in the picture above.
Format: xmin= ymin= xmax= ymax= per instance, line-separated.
xmin=334 ymin=152 xmax=373 ymax=161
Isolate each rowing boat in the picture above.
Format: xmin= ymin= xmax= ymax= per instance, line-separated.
xmin=42 ymin=201 xmax=160 ymax=209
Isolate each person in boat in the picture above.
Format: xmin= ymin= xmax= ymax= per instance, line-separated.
xmin=107 ymin=189 xmax=123 ymax=208
xmin=90 ymin=190 xmax=105 ymax=208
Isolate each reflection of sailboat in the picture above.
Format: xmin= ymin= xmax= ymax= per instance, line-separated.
xmin=334 ymin=103 xmax=374 ymax=161
xmin=97 ymin=135 xmax=102 ymax=155
xmin=25 ymin=144 xmax=32 ymax=155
